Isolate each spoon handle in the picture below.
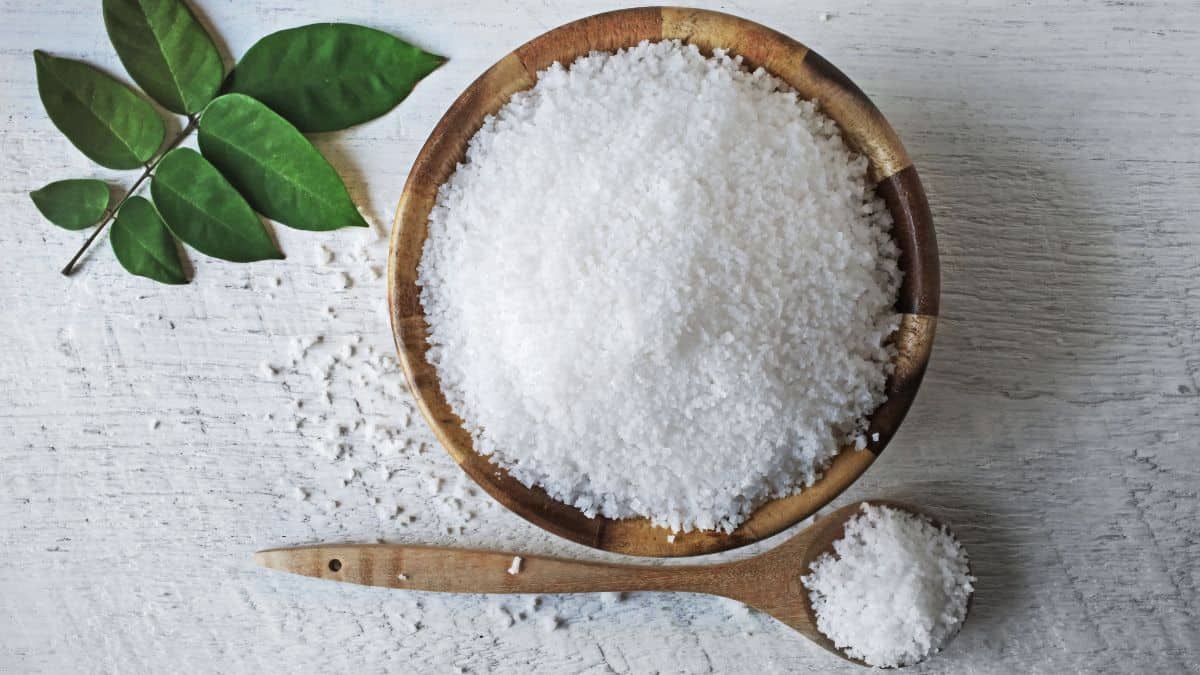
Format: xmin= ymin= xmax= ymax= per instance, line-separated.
xmin=255 ymin=544 xmax=715 ymax=595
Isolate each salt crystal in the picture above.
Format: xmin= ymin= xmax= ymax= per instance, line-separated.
xmin=397 ymin=573 xmax=408 ymax=581
xmin=259 ymin=362 xmax=277 ymax=378
xmin=315 ymin=441 xmax=341 ymax=461
xmin=801 ymin=504 xmax=974 ymax=667
xmin=293 ymin=487 xmax=309 ymax=501
xmin=316 ymin=244 xmax=334 ymax=265
xmin=490 ymin=604 xmax=514 ymax=629
xmin=149 ymin=419 xmax=160 ymax=430
xmin=507 ymin=556 xmax=523 ymax=575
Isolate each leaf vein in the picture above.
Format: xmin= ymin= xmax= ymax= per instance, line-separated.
xmin=46 ymin=66 xmax=146 ymax=161
xmin=202 ymin=131 xmax=342 ymax=213
xmin=154 ymin=176 xmax=259 ymax=243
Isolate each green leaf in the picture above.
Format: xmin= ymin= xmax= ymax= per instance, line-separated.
xmin=110 ymin=196 xmax=188 ymax=284
xmin=151 ymin=147 xmax=284 ymax=262
xmin=102 ymin=0 xmax=224 ymax=115
xmin=198 ymin=94 xmax=368 ymax=231
xmin=33 ymin=50 xmax=165 ymax=170
xmin=30 ymin=179 xmax=111 ymax=230
xmin=225 ymin=23 xmax=444 ymax=132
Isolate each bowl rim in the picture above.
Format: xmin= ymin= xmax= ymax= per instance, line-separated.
xmin=388 ymin=6 xmax=940 ymax=557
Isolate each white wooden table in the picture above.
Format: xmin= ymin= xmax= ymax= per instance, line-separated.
xmin=2 ymin=1 xmax=1197 ymax=672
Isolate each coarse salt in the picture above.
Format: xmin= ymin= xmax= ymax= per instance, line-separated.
xmin=419 ymin=40 xmax=900 ymax=532
xmin=801 ymin=504 xmax=974 ymax=667
xmin=507 ymin=556 xmax=522 ymax=575
xmin=315 ymin=244 xmax=334 ymax=266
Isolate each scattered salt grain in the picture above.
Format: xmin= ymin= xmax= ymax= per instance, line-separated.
xmin=507 ymin=556 xmax=523 ymax=575
xmin=397 ymin=573 xmax=409 ymax=581
xmin=259 ymin=362 xmax=277 ymax=378
xmin=418 ymin=40 xmax=900 ymax=533
xmin=148 ymin=419 xmax=160 ymax=430
xmin=666 ymin=534 xmax=676 ymax=544
xmin=801 ymin=504 xmax=974 ymax=667
xmin=292 ymin=487 xmax=309 ymax=501
xmin=315 ymin=244 xmax=334 ymax=265
xmin=490 ymin=604 xmax=515 ymax=628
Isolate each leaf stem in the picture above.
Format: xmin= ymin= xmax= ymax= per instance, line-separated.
xmin=60 ymin=115 xmax=199 ymax=276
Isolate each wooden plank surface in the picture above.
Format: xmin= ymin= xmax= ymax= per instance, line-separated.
xmin=1 ymin=0 xmax=1197 ymax=672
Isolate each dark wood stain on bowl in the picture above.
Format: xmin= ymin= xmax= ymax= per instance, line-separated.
xmin=388 ymin=7 xmax=940 ymax=557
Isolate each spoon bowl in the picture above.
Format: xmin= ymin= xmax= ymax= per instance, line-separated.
xmin=255 ymin=500 xmax=970 ymax=667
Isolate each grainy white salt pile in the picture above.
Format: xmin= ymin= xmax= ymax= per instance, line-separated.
xmin=801 ymin=504 xmax=974 ymax=667
xmin=419 ymin=40 xmax=901 ymax=532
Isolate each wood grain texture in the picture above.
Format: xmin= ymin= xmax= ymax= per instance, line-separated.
xmin=2 ymin=1 xmax=1199 ymax=673
xmin=389 ymin=6 xmax=938 ymax=557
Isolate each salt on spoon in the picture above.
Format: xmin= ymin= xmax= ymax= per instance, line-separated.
xmin=254 ymin=500 xmax=972 ymax=668
xmin=801 ymin=503 xmax=974 ymax=667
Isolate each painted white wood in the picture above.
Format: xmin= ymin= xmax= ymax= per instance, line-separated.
xmin=1 ymin=0 xmax=1198 ymax=672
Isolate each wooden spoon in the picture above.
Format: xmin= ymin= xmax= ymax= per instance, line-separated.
xmin=254 ymin=500 xmax=965 ymax=667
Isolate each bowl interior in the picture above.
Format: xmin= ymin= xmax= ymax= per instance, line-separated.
xmin=388 ymin=7 xmax=939 ymax=557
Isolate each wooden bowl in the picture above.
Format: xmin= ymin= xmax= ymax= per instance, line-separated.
xmin=388 ymin=7 xmax=939 ymax=557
